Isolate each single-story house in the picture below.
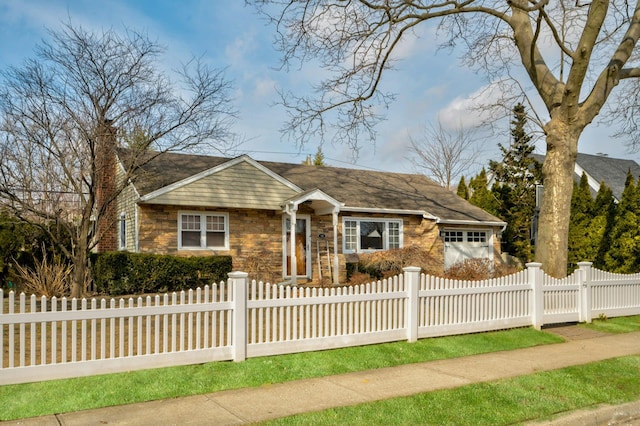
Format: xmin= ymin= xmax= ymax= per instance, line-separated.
xmin=102 ymin=150 xmax=506 ymax=284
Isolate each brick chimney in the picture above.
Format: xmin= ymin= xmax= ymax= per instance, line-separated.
xmin=95 ymin=120 xmax=118 ymax=252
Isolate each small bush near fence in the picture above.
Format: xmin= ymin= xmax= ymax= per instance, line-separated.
xmin=347 ymin=247 xmax=522 ymax=285
xmin=350 ymin=245 xmax=443 ymax=282
xmin=445 ymin=258 xmax=521 ymax=280
xmin=91 ymin=252 xmax=232 ymax=296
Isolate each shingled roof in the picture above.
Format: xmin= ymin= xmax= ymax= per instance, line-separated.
xmin=121 ymin=150 xmax=504 ymax=225
xmin=532 ymin=153 xmax=640 ymax=201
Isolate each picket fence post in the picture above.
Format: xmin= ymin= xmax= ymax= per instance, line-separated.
xmin=577 ymin=262 xmax=593 ymax=323
xmin=526 ymin=262 xmax=543 ymax=329
xmin=229 ymin=271 xmax=248 ymax=362
xmin=404 ymin=266 xmax=421 ymax=343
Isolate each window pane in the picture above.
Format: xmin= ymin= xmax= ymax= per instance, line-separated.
xmin=182 ymin=231 xmax=201 ymax=247
xmin=207 ymin=215 xmax=225 ymax=231
xmin=444 ymin=231 xmax=463 ymax=242
xmin=182 ymin=215 xmax=200 ymax=231
xmin=360 ymin=221 xmax=384 ymax=250
xmin=388 ymin=222 xmax=400 ymax=249
xmin=206 ymin=232 xmax=225 ymax=247
xmin=467 ymin=231 xmax=487 ymax=242
xmin=119 ymin=213 xmax=126 ymax=249
xmin=344 ymin=220 xmax=357 ymax=251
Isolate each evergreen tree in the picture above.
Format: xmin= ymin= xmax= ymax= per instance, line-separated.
xmin=567 ymin=173 xmax=596 ymax=270
xmin=457 ymin=176 xmax=469 ymax=200
xmin=313 ymin=146 xmax=326 ymax=166
xmin=604 ymin=171 xmax=640 ymax=273
xmin=468 ymin=169 xmax=498 ymax=215
xmin=488 ymin=103 xmax=542 ymax=263
xmin=592 ymin=182 xmax=617 ymax=269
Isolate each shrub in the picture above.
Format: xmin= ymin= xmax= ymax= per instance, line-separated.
xmin=445 ymin=258 xmax=494 ymax=280
xmin=239 ymin=250 xmax=280 ymax=284
xmin=445 ymin=258 xmax=522 ymax=281
xmin=347 ymin=271 xmax=375 ymax=286
xmin=347 ymin=247 xmax=522 ymax=285
xmin=91 ymin=252 xmax=232 ymax=296
xmin=348 ymin=246 xmax=442 ymax=284
xmin=13 ymin=247 xmax=71 ymax=297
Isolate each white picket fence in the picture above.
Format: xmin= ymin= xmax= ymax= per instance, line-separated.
xmin=2 ymin=262 xmax=640 ymax=385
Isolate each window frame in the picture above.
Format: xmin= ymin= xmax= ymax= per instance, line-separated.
xmin=342 ymin=217 xmax=403 ymax=254
xmin=118 ymin=212 xmax=127 ymax=250
xmin=178 ymin=211 xmax=229 ymax=250
xmin=443 ymin=229 xmax=489 ymax=244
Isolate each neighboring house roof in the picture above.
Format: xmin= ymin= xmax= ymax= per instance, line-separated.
xmin=532 ymin=153 xmax=640 ymax=201
xmin=120 ymin=150 xmax=505 ymax=226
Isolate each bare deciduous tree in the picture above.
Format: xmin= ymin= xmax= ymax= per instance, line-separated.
xmin=407 ymin=121 xmax=481 ymax=190
xmin=0 ymin=23 xmax=237 ymax=297
xmin=252 ymin=0 xmax=640 ymax=277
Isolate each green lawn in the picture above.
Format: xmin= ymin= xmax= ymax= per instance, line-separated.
xmin=0 ymin=319 xmax=638 ymax=423
xmin=0 ymin=327 xmax=561 ymax=420
xmin=581 ymin=314 xmax=640 ymax=334
xmin=264 ymin=356 xmax=640 ymax=425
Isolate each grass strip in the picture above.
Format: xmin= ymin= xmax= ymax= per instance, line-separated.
xmin=265 ymin=356 xmax=640 ymax=425
xmin=581 ymin=314 xmax=640 ymax=334
xmin=0 ymin=327 xmax=561 ymax=420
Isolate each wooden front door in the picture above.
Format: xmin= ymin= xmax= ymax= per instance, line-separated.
xmin=284 ymin=215 xmax=310 ymax=277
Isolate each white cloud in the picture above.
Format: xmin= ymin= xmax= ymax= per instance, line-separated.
xmin=253 ymin=77 xmax=277 ymax=99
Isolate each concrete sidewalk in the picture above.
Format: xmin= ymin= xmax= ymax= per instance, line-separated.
xmin=4 ymin=329 xmax=640 ymax=425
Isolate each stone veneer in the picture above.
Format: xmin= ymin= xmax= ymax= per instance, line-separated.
xmin=135 ymin=204 xmax=502 ymax=284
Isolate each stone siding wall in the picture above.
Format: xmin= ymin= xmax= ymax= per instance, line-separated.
xmin=137 ymin=205 xmax=501 ymax=283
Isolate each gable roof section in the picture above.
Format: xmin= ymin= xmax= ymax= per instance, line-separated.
xmin=575 ymin=153 xmax=640 ymax=201
xmin=134 ymin=155 xmax=301 ymax=210
xmin=124 ymin=150 xmax=504 ymax=224
xmin=533 ymin=153 xmax=640 ymax=201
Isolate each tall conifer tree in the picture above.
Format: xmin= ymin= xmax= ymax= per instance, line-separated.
xmin=593 ymin=182 xmax=617 ymax=269
xmin=489 ymin=103 xmax=542 ymax=262
xmin=457 ymin=176 xmax=469 ymax=200
xmin=567 ymin=173 xmax=596 ymax=269
xmin=604 ymin=171 xmax=640 ymax=272
xmin=468 ymin=169 xmax=497 ymax=215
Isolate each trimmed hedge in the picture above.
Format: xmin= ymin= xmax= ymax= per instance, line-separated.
xmin=91 ymin=252 xmax=232 ymax=296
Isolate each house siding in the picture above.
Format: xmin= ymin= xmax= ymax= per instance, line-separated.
xmin=144 ymin=161 xmax=298 ymax=210
xmin=137 ymin=205 xmax=284 ymax=282
xmin=116 ymin=182 xmax=138 ymax=251
xmin=136 ymin=204 xmax=503 ymax=284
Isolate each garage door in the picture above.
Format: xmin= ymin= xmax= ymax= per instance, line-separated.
xmin=443 ymin=230 xmax=492 ymax=270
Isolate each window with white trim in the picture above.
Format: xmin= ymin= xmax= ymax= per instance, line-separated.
xmin=343 ymin=218 xmax=402 ymax=253
xmin=119 ymin=212 xmax=127 ymax=250
xmin=443 ymin=230 xmax=488 ymax=243
xmin=443 ymin=230 xmax=464 ymax=242
xmin=179 ymin=212 xmax=228 ymax=250
xmin=467 ymin=231 xmax=487 ymax=242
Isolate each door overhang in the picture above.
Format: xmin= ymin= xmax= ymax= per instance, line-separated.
xmin=282 ymin=188 xmax=343 ymax=216
xmin=282 ymin=189 xmax=343 ymax=285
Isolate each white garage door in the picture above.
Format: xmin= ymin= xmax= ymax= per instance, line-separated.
xmin=443 ymin=230 xmax=492 ymax=270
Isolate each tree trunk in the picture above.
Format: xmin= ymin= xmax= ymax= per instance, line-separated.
xmin=534 ymin=119 xmax=580 ymax=277
xmin=71 ymin=248 xmax=87 ymax=298
xmin=70 ymin=214 xmax=92 ymax=298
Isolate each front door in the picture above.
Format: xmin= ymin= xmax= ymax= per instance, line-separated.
xmin=284 ymin=215 xmax=310 ymax=278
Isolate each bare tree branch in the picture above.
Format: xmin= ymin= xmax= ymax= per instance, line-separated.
xmin=0 ymin=22 xmax=237 ymax=296
xmin=407 ymin=120 xmax=482 ymax=190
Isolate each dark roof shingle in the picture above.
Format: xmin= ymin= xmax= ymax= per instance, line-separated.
xmin=122 ymin=150 xmax=504 ymax=224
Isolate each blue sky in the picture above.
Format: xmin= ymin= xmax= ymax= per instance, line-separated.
xmin=1 ymin=0 xmax=637 ymax=177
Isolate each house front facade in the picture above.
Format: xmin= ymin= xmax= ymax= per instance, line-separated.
xmin=110 ymin=150 xmax=507 ymax=284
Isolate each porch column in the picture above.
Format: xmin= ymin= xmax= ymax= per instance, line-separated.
xmin=332 ymin=209 xmax=339 ymax=284
xmin=289 ymin=207 xmax=297 ymax=285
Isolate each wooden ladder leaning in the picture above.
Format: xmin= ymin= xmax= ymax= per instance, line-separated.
xmin=316 ymin=240 xmax=332 ymax=282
